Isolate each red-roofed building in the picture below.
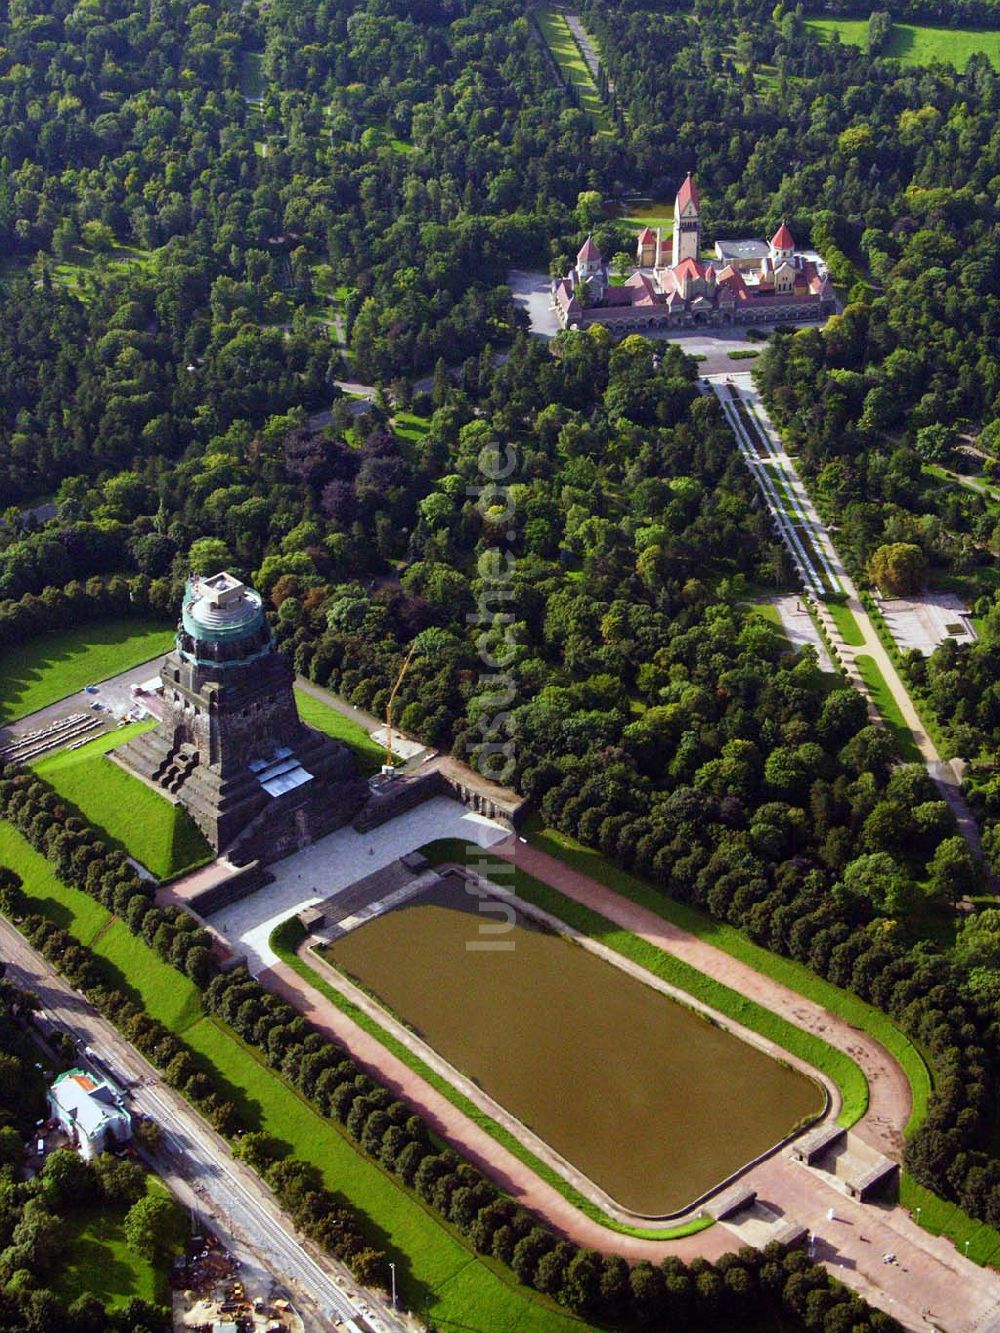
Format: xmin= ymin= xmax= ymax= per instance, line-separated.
xmin=672 ymin=173 xmax=701 ymax=266
xmin=552 ymin=176 xmax=835 ymax=334
xmin=577 ymin=235 xmax=602 ymax=276
xmin=676 ymin=172 xmax=699 ymax=213
xmin=636 ymin=226 xmax=658 ymax=267
xmin=770 ymin=222 xmax=795 ymax=262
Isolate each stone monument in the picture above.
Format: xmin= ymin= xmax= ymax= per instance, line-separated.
xmin=117 ymin=571 xmax=366 ymax=857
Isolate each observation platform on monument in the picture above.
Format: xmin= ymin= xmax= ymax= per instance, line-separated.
xmin=115 ymin=571 xmax=366 ymax=859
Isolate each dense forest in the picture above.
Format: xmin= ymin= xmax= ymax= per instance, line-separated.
xmin=5 ymin=0 xmax=1000 ymax=1323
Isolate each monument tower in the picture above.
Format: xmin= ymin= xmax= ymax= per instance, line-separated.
xmin=671 ymin=172 xmax=701 ymax=267
xmin=117 ymin=572 xmax=365 ymax=856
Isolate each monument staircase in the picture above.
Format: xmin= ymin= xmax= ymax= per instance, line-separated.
xmin=151 ymin=742 xmax=199 ymax=795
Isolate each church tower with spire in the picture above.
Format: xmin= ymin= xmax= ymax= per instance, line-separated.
xmin=671 ymin=173 xmax=701 ymax=266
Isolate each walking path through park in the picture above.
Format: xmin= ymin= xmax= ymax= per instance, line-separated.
xmin=256 ymin=835 xmax=1000 ymax=1330
xmin=712 ymin=372 xmax=983 ymax=863
xmin=489 ymin=838 xmax=1000 ymax=1333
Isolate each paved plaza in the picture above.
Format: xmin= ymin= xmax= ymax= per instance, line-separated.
xmin=508 ymin=268 xmax=561 ymax=338
xmin=769 ymin=595 xmax=836 ymax=671
xmin=205 ymin=795 xmax=508 ymax=973
xmin=875 ymin=590 xmax=977 ymax=656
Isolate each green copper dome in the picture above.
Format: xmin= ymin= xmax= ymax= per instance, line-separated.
xmin=181 ymin=572 xmax=265 ymax=643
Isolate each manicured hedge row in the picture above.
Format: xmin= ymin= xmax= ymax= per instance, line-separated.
xmin=1 ymin=883 xmax=383 ymax=1284
xmin=0 ymin=573 xmax=180 ymax=647
xmin=202 ymin=965 xmax=899 ymax=1330
xmin=0 ymin=760 xmax=899 ymax=1328
xmin=0 ymin=765 xmax=214 ymax=986
xmin=533 ymin=765 xmax=1000 ymax=1229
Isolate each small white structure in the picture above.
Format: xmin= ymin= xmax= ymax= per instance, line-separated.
xmin=48 ymin=1068 xmax=131 ymax=1160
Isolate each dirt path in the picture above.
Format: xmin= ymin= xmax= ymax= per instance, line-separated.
xmin=260 ymin=958 xmax=737 ymax=1263
xmin=488 ymin=839 xmax=1000 ymax=1333
xmin=495 ymin=837 xmax=911 ymax=1159
xmin=257 ymin=841 xmax=1000 ymax=1329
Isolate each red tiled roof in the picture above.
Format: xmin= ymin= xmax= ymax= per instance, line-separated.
xmin=577 ymin=236 xmax=601 ymax=263
xmin=676 ymin=173 xmax=699 ymax=212
xmin=717 ymin=264 xmax=749 ymax=298
xmin=671 ymin=257 xmax=712 ymax=281
xmin=771 ymin=221 xmax=794 ymax=249
xmin=637 ymin=226 xmax=656 ymax=243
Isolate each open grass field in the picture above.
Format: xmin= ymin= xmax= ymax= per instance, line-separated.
xmin=293 ymin=687 xmax=386 ymax=776
xmin=0 ymin=820 xmax=204 ymax=1032
xmin=393 ymin=410 xmax=432 ymax=442
xmin=51 ymin=1176 xmax=186 ymax=1310
xmin=0 ymin=822 xmax=593 ymax=1329
xmin=32 ymin=724 xmax=212 ymax=880
xmin=616 ymin=198 xmax=674 ymax=231
xmin=0 ymin=821 xmax=109 ymax=943
xmin=805 ymin=16 xmax=1000 ymax=68
xmin=523 ymin=822 xmax=932 ymax=1137
xmin=854 ymin=653 xmax=923 ymax=764
xmin=183 ymin=1016 xmax=591 ymax=1330
xmin=900 ymin=1176 xmax=1000 ymax=1266
xmin=0 ymin=618 xmax=174 ymax=723
xmin=534 ymin=6 xmax=611 ymax=133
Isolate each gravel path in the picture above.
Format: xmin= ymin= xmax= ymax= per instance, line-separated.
xmin=255 ymin=837 xmax=1000 ymax=1328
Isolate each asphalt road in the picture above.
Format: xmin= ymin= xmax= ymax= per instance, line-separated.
xmin=0 ymin=916 xmax=409 ymax=1333
xmin=0 ymin=654 xmax=170 ymax=751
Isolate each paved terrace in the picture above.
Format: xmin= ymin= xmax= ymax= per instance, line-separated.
xmin=201 ymin=795 xmax=508 ymax=973
xmin=247 ymin=832 xmax=1000 ymax=1329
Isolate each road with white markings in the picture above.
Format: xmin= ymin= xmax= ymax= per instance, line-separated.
xmin=0 ymin=915 xmax=410 ymax=1333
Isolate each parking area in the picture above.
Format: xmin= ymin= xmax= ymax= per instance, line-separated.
xmin=0 ymin=654 xmax=167 ymax=753
xmin=507 ymin=268 xmax=561 ymax=337
xmin=875 ymin=590 xmax=977 ymax=656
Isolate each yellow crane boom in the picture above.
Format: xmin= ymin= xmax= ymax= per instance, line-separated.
xmin=384 ymin=642 xmax=417 ymax=771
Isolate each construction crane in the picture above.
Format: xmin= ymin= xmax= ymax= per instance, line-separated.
xmin=383 ymin=642 xmax=417 ymax=775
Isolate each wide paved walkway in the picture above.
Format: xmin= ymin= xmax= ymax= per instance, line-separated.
xmin=719 ymin=374 xmax=984 ymax=867
xmin=256 ymin=833 xmax=1000 ymax=1329
xmin=489 ymin=839 xmax=1000 ymax=1333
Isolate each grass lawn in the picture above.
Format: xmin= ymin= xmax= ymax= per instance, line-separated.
xmin=750 ymin=601 xmax=783 ymax=628
xmin=0 ymin=826 xmax=593 ymax=1328
xmin=393 ymin=410 xmax=432 ymax=443
xmin=923 ymin=463 xmax=1000 ymax=510
xmin=853 ymin=654 xmax=923 ymax=764
xmin=293 ymin=686 xmax=387 ymax=776
xmin=900 ymin=1176 xmax=1000 ymax=1266
xmin=934 ymin=563 xmax=1000 ymax=605
xmin=270 ymin=919 xmax=714 ymax=1242
xmin=616 ymin=198 xmax=674 ymax=231
xmin=0 ymin=821 xmax=204 ymax=1032
xmin=520 ymin=822 xmax=932 ymax=1138
xmin=183 ymin=1017 xmax=591 ymax=1330
xmin=52 ymin=1176 xmax=186 ymax=1310
xmin=534 ymin=6 xmax=612 ymax=133
xmin=0 ymin=822 xmax=109 ymax=944
xmin=805 ymin=16 xmax=1000 ymax=67
xmin=0 ymin=618 xmax=174 ymax=723
xmin=32 ymin=724 xmax=212 ymax=881
xmin=238 ymin=50 xmax=265 ymax=99
xmin=824 ymin=597 xmax=865 ymax=646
